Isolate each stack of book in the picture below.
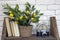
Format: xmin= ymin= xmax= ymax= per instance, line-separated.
xmin=5 ymin=17 xmax=20 ymax=37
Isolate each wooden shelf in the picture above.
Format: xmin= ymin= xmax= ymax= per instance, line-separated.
xmin=5 ymin=35 xmax=56 ymax=40
xmin=1 ymin=17 xmax=59 ymax=40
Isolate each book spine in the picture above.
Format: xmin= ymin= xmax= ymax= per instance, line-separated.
xmin=14 ymin=22 xmax=20 ymax=36
xmin=10 ymin=21 xmax=15 ymax=36
xmin=5 ymin=18 xmax=12 ymax=36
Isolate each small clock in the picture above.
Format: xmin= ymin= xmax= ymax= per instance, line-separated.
xmin=36 ymin=23 xmax=50 ymax=37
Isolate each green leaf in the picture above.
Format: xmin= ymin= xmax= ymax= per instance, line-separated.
xmin=25 ymin=6 xmax=30 ymax=11
xmin=31 ymin=5 xmax=35 ymax=11
xmin=15 ymin=4 xmax=19 ymax=10
xmin=4 ymin=12 xmax=9 ymax=15
xmin=2 ymin=4 xmax=8 ymax=9
xmin=35 ymin=10 xmax=40 ymax=14
xmin=39 ymin=13 xmax=43 ymax=16
xmin=23 ymin=20 xmax=27 ymax=25
xmin=25 ymin=2 xmax=31 ymax=11
xmin=25 ymin=2 xmax=31 ymax=8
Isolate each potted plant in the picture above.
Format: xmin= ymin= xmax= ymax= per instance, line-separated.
xmin=3 ymin=2 xmax=43 ymax=37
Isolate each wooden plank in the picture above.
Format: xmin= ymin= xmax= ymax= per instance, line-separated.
xmin=50 ymin=17 xmax=59 ymax=40
xmin=1 ymin=17 xmax=7 ymax=40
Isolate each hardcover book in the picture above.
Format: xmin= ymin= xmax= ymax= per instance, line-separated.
xmin=5 ymin=18 xmax=12 ymax=36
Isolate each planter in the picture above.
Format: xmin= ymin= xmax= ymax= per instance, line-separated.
xmin=20 ymin=26 xmax=32 ymax=37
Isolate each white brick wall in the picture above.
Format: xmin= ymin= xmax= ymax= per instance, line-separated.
xmin=56 ymin=10 xmax=60 ymax=15
xmin=56 ymin=0 xmax=60 ymax=4
xmin=19 ymin=0 xmax=35 ymax=4
xmin=48 ymin=5 xmax=60 ymax=10
xmin=35 ymin=5 xmax=47 ymax=10
xmin=36 ymin=0 xmax=55 ymax=4
xmin=0 ymin=0 xmax=60 ymax=39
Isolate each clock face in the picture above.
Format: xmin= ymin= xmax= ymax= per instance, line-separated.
xmin=36 ymin=23 xmax=50 ymax=37
xmin=37 ymin=23 xmax=48 ymax=30
xmin=42 ymin=25 xmax=47 ymax=30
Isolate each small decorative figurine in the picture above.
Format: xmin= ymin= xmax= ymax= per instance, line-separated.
xmin=36 ymin=22 xmax=50 ymax=37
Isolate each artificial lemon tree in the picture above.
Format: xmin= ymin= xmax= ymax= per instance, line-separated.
xmin=3 ymin=2 xmax=43 ymax=26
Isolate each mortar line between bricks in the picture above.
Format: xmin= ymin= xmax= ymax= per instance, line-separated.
xmin=55 ymin=10 xmax=56 ymax=15
xmin=0 ymin=0 xmax=16 ymax=1
xmin=55 ymin=0 xmax=56 ymax=5
xmin=35 ymin=4 xmax=60 ymax=5
xmin=0 ymin=10 xmax=57 ymax=11
xmin=56 ymin=14 xmax=60 ymax=16
xmin=47 ymin=5 xmax=48 ymax=10
xmin=54 ymin=0 xmax=56 ymax=5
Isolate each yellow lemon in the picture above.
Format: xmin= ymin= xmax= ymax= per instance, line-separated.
xmin=26 ymin=10 xmax=30 ymax=14
xmin=25 ymin=16 xmax=28 ymax=19
xmin=19 ymin=16 xmax=23 ymax=20
xmin=33 ymin=13 xmax=36 ymax=17
xmin=9 ymin=13 xmax=14 ymax=17
xmin=9 ymin=11 xmax=13 ymax=14
xmin=31 ymin=18 xmax=35 ymax=21
xmin=15 ymin=21 xmax=18 ymax=24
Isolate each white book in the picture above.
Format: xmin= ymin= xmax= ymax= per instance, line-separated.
xmin=10 ymin=21 xmax=15 ymax=36
xmin=5 ymin=18 xmax=12 ymax=36
xmin=14 ymin=22 xmax=20 ymax=36
xmin=10 ymin=21 xmax=20 ymax=36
